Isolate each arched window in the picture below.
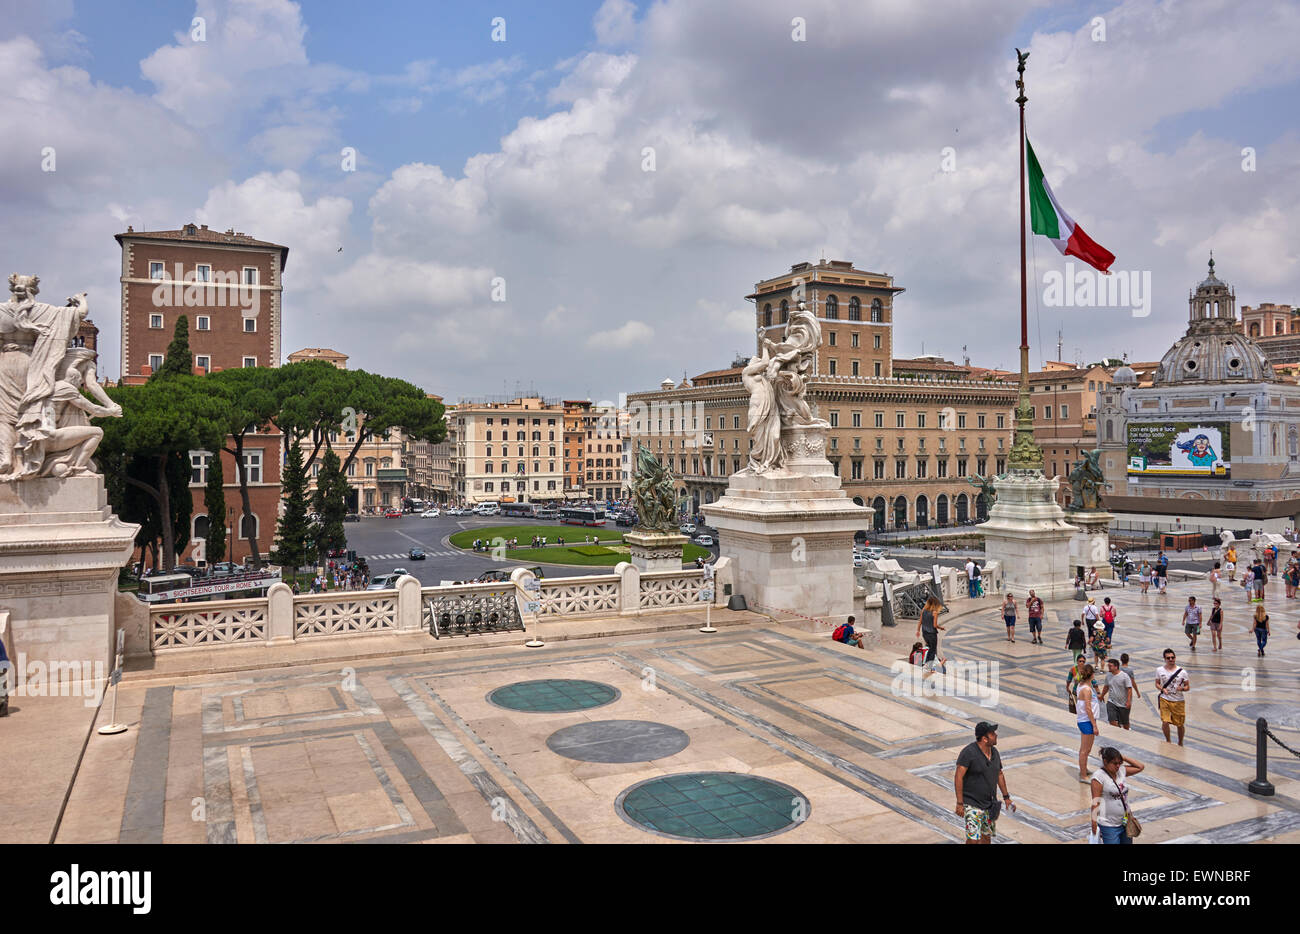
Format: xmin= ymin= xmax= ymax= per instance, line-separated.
xmin=871 ymin=299 xmax=883 ymax=323
xmin=1250 ymin=323 xmax=1261 ymax=337
xmin=955 ymin=493 xmax=969 ymax=523
xmin=848 ymin=297 xmax=861 ymax=321
xmin=1288 ymin=427 xmax=1298 ymax=459
xmin=193 ymin=515 xmax=210 ymax=539
xmin=916 ymin=495 xmax=929 ymax=528
xmin=780 ymin=300 xmax=789 ymax=323
xmin=825 ymin=295 xmax=838 ymax=319
xmin=893 ymin=495 xmax=908 ymax=528
xmin=239 ymin=513 xmax=258 ymax=539
xmin=936 ymin=494 xmax=949 ymax=525
xmin=763 ymin=303 xmax=772 ymax=327
xmin=871 ymin=496 xmax=886 ymax=531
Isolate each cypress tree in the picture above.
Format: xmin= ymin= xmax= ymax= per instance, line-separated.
xmin=204 ymin=449 xmax=227 ymax=566
xmin=312 ymin=448 xmax=349 ymax=555
xmin=152 ymin=315 xmax=192 ymax=381
xmin=272 ymin=442 xmax=312 ymax=574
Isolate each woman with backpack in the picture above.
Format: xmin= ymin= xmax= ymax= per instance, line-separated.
xmin=1252 ymin=604 xmax=1271 ymax=657
xmin=1101 ymin=597 xmax=1117 ymax=643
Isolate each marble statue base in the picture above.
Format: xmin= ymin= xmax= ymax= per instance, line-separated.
xmin=702 ymin=423 xmax=870 ymax=625
xmin=1067 ymin=510 xmax=1115 ymax=579
xmin=979 ymin=470 xmax=1077 ymax=600
xmin=623 ymin=531 xmax=689 ymax=573
xmin=0 ymin=475 xmax=139 ymax=691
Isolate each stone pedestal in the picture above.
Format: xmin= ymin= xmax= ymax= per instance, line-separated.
xmin=702 ymin=422 xmax=870 ymax=621
xmin=0 ymin=475 xmax=139 ymax=689
xmin=1067 ymin=509 xmax=1114 ymax=578
xmin=623 ymin=531 xmax=689 ymax=573
xmin=979 ymin=470 xmax=1077 ymax=600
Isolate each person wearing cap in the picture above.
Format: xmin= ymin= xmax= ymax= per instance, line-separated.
xmin=954 ymin=722 xmax=1013 ymax=844
xmin=1181 ymin=595 xmax=1202 ymax=651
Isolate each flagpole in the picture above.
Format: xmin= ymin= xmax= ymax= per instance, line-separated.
xmin=1009 ymin=49 xmax=1043 ymax=472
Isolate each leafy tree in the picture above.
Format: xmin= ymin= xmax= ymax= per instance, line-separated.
xmin=97 ymin=376 xmax=226 ymax=570
xmin=333 ymin=370 xmax=446 ymax=475
xmin=312 ymin=448 xmax=349 ymax=555
xmin=268 ymin=360 xmax=352 ymax=467
xmin=209 ymin=367 xmax=279 ymax=569
xmin=204 ymin=448 xmax=227 ymax=565
xmin=272 ymin=440 xmax=313 ymax=574
xmin=152 ymin=315 xmax=192 ymax=381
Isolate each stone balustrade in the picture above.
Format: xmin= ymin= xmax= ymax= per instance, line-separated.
xmin=143 ymin=559 xmax=733 ymax=653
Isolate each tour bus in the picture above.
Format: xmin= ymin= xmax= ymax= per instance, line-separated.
xmin=498 ymin=502 xmax=536 ymax=518
xmin=136 ymin=568 xmax=282 ymax=604
xmin=559 ymin=506 xmax=606 ymax=526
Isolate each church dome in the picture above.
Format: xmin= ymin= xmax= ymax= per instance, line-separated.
xmin=1153 ymin=257 xmax=1276 ymax=385
xmin=1112 ymin=365 xmax=1137 ymax=384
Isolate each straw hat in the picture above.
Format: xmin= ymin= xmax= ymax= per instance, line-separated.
xmin=1087 ymin=597 xmax=1096 ymax=604
xmin=1093 ymin=621 xmax=1106 ymax=630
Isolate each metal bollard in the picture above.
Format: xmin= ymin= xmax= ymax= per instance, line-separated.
xmin=1248 ymin=717 xmax=1276 ymax=796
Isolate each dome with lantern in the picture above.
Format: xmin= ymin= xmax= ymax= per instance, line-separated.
xmin=1153 ymin=256 xmax=1276 ymax=385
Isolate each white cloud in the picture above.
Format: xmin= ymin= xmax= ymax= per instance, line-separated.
xmin=587 ymin=320 xmax=654 ymax=349
xmin=594 ymin=0 xmax=638 ymax=47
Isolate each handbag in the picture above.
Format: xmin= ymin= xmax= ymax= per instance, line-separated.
xmin=1115 ymin=778 xmax=1141 ymax=838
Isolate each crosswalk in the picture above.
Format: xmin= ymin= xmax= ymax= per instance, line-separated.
xmin=363 ymin=551 xmax=461 ymax=560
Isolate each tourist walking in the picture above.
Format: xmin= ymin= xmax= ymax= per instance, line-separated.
xmin=954 ymin=721 xmax=1014 ymax=845
xmin=1001 ymin=593 xmax=1018 ymax=642
xmin=1075 ymin=663 xmax=1102 ymax=781
xmin=1251 ymin=604 xmax=1271 ymax=657
xmin=1118 ymin=654 xmax=1141 ymax=708
xmin=1101 ymin=658 xmax=1134 ymax=730
xmin=1155 ymin=649 xmax=1190 ymax=746
xmin=1090 ymin=621 xmax=1110 ymax=665
xmin=1066 ymin=619 xmax=1087 ymax=661
xmin=1101 ymin=597 xmax=1117 ymax=643
xmin=1210 ymin=561 xmax=1221 ymax=600
xmin=1182 ymin=595 xmax=1202 ymax=651
xmin=1208 ymin=597 xmax=1224 ymax=651
xmin=1225 ymin=545 xmax=1237 ymax=580
xmin=971 ymin=562 xmax=984 ymax=597
xmin=1090 ymin=747 xmax=1145 ymax=844
xmin=917 ymin=595 xmax=944 ymax=663
xmin=965 ymin=558 xmax=977 ymax=597
xmin=1026 ymin=590 xmax=1044 ymax=644
xmin=1252 ymin=558 xmax=1267 ymax=602
xmin=1082 ymin=597 xmax=1101 ymax=630
xmin=1138 ymin=560 xmax=1151 ymax=594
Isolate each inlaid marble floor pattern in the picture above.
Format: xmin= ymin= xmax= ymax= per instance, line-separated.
xmin=56 ymin=580 xmax=1300 ymax=843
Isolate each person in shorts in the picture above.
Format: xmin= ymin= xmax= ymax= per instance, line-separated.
xmin=1025 ymin=590 xmax=1044 ymax=644
xmin=1119 ymin=654 xmax=1142 ymax=708
xmin=954 ymin=721 xmax=1013 ymax=844
xmin=1208 ymin=597 xmax=1224 ymax=651
xmin=1101 ymin=597 xmax=1117 ymax=643
xmin=1101 ymin=658 xmax=1134 ymax=729
xmin=835 ymin=615 xmax=866 ymax=649
xmin=1001 ymin=593 xmax=1018 ymax=642
xmin=1181 ymin=595 xmax=1202 ymax=651
xmin=1155 ymin=649 xmax=1190 ymax=745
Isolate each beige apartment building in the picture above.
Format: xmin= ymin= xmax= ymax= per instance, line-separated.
xmin=586 ymin=402 xmax=626 ymax=502
xmin=627 ymin=259 xmax=1017 ymax=532
xmin=450 ymin=397 xmax=567 ymax=505
xmin=1022 ymin=363 xmax=1114 ymax=505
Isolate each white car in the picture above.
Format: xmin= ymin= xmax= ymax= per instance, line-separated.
xmin=853 ymin=553 xmax=870 ymax=568
xmin=421 ymin=508 xmax=441 ymax=518
xmin=680 ymin=524 xmax=697 ymax=535
xmin=694 ymin=534 xmax=714 ymax=546
xmin=862 ymin=546 xmax=887 ymax=560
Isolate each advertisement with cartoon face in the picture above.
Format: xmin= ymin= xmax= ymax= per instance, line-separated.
xmin=1127 ymin=422 xmax=1230 ymax=478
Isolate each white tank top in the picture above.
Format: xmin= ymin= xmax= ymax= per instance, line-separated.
xmin=1076 ymin=682 xmax=1101 ymax=724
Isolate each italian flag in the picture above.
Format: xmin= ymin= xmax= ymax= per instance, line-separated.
xmin=1026 ymin=137 xmax=1115 ymax=274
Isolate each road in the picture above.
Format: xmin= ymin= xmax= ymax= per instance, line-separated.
xmin=343 ymin=513 xmax=720 ymax=584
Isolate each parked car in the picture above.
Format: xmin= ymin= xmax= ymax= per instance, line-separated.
xmin=393 ymin=567 xmax=410 ymax=576
xmin=366 ymin=573 xmax=402 ymax=591
xmin=408 ymin=547 xmax=426 ymax=560
xmin=209 ymin=562 xmax=238 ymax=576
xmin=853 ymin=553 xmax=870 ymax=569
xmin=694 ymin=534 xmax=714 ymax=546
xmin=344 ymin=513 xmax=360 ymax=522
xmin=680 ymin=524 xmax=696 ymax=535
xmin=384 ymin=509 xmax=401 ymax=518
xmin=421 ymin=508 xmax=441 ymax=518
xmin=863 ymin=546 xmax=887 ymax=560
xmin=616 ymin=514 xmax=636 ymax=527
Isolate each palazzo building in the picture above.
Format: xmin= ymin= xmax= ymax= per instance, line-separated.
xmin=626 ymin=259 xmax=1018 ymax=533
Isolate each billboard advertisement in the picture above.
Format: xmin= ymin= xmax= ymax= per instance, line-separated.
xmin=1127 ymin=422 xmax=1230 ymax=478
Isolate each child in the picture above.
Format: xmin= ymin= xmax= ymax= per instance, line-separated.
xmin=834 ymin=615 xmax=866 ymax=650
xmin=908 ymin=641 xmax=928 ymax=666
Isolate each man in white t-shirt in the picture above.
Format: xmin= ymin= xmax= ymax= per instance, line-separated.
xmin=1155 ymin=648 xmax=1190 ymax=746
xmin=965 ymin=559 xmax=977 ymax=598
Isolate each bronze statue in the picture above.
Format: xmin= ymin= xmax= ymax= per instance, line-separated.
xmin=966 ymin=473 xmax=998 ymax=508
xmin=1066 ymin=449 xmax=1105 ymax=511
xmin=630 ymin=443 xmax=681 ymax=533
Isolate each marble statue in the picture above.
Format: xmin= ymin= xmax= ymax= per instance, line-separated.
xmin=1066 ymin=449 xmax=1105 ymax=511
xmin=740 ymin=299 xmax=827 ymax=474
xmin=0 ymin=275 xmax=116 ymax=482
xmin=630 ymin=443 xmax=681 ymax=533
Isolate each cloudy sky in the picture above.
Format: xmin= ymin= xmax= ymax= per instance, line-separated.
xmin=4 ymin=0 xmax=1298 ymax=401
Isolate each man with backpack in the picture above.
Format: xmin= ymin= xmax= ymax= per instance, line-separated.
xmin=832 ymin=615 xmax=866 ymax=649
